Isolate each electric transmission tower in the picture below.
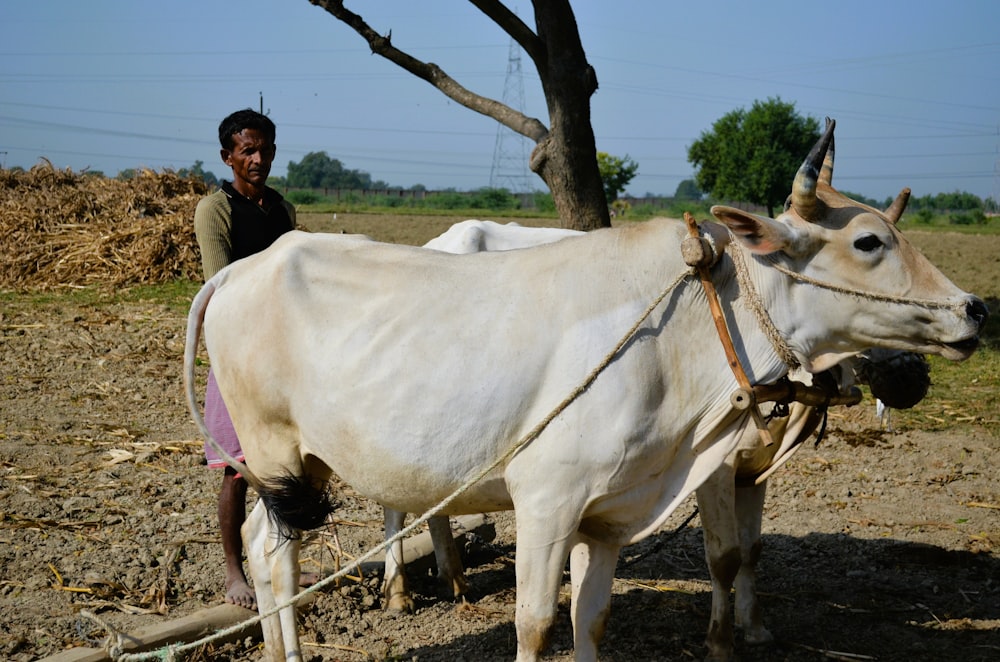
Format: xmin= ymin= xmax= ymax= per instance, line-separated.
xmin=489 ymin=37 xmax=533 ymax=193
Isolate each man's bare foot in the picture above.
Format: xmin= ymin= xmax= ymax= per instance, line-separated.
xmin=223 ymin=571 xmax=317 ymax=609
xmin=225 ymin=577 xmax=256 ymax=611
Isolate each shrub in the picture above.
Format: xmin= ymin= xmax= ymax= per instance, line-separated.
xmin=532 ymin=192 xmax=556 ymax=213
xmin=470 ymin=188 xmax=519 ymax=211
xmin=286 ymin=190 xmax=324 ymax=205
xmin=423 ymin=191 xmax=468 ymax=210
xmin=949 ymin=209 xmax=986 ymax=226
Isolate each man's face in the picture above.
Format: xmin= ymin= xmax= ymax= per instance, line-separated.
xmin=221 ymin=128 xmax=276 ymax=190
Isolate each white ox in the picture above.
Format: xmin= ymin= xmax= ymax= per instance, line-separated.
xmin=389 ymin=219 xmax=919 ymax=661
xmin=184 ymin=121 xmax=986 ymax=662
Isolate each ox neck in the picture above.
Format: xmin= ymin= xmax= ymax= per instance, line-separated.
xmin=727 ymin=243 xmax=802 ymax=372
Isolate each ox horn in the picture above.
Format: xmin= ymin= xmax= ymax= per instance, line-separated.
xmin=791 ymin=118 xmax=836 ymax=222
xmin=884 ymin=187 xmax=911 ymax=224
xmin=819 ymin=117 xmax=835 ymax=186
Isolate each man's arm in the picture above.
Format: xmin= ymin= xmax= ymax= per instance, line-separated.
xmin=194 ymin=193 xmax=233 ymax=280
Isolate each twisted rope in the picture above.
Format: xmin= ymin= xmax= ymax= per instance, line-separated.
xmin=109 ymin=264 xmax=697 ymax=662
xmin=728 ymin=244 xmax=801 ymax=370
xmin=764 ymin=255 xmax=968 ymax=313
xmin=730 ymin=240 xmax=970 ymax=375
xmin=79 ymin=609 xmax=182 ymax=662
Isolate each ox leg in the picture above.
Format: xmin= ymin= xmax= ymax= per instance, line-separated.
xmin=733 ymin=480 xmax=773 ymax=646
xmin=696 ymin=467 xmax=740 ymax=662
xmin=244 ymin=499 xmax=303 ymax=661
xmin=382 ymin=507 xmax=414 ymax=612
xmin=428 ymin=515 xmax=469 ymax=599
xmin=568 ymin=533 xmax=618 ymax=662
xmin=383 ymin=510 xmax=468 ymax=611
xmin=513 ymin=520 xmax=575 ymax=662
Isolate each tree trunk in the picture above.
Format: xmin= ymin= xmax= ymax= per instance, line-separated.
xmin=309 ymin=0 xmax=611 ymax=230
xmin=525 ymin=1 xmax=609 ymax=230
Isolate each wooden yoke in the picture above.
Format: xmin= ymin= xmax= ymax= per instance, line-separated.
xmin=682 ymin=212 xmax=776 ymax=446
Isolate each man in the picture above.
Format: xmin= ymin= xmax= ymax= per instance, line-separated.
xmin=194 ymin=108 xmax=296 ymax=609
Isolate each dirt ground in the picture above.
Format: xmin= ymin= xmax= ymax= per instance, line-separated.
xmin=2 ymin=230 xmax=999 ymax=661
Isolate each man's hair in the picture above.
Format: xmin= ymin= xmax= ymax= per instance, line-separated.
xmin=218 ymin=109 xmax=276 ymax=150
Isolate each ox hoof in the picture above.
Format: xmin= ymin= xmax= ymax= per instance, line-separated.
xmin=444 ymin=575 xmax=469 ymax=600
xmin=742 ymin=625 xmax=774 ymax=646
xmin=703 ymin=639 xmax=734 ymax=662
xmin=384 ymin=594 xmax=416 ymax=613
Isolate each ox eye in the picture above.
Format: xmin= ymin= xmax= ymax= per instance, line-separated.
xmin=853 ymin=234 xmax=884 ymax=252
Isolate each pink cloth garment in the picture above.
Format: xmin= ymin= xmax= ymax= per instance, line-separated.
xmin=204 ymin=369 xmax=245 ymax=468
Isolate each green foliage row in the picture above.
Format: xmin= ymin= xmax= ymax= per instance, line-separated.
xmin=278 ymin=151 xmax=390 ymax=190
xmin=286 ymin=187 xmax=559 ymax=215
xmin=291 ymin=191 xmax=718 ymax=222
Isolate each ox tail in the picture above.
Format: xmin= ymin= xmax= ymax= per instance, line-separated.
xmin=258 ymin=472 xmax=339 ymax=541
xmin=182 ymin=275 xmax=264 ymax=492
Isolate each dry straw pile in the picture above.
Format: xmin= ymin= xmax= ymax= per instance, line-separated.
xmin=0 ymin=161 xmax=208 ymax=291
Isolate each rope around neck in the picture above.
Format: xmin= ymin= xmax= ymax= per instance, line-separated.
xmin=728 ymin=242 xmax=969 ymax=372
xmin=109 ymin=265 xmax=697 ymax=662
xmin=728 ymin=244 xmax=801 ymax=370
xmin=764 ymin=255 xmax=967 ymax=313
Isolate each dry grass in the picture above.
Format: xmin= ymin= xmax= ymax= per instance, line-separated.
xmin=0 ymin=162 xmax=206 ymax=290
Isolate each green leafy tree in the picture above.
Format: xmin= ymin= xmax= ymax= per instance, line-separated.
xmin=688 ymin=97 xmax=820 ymax=217
xmin=909 ymin=191 xmax=984 ymax=212
xmin=596 ymin=152 xmax=638 ymax=203
xmin=285 ymin=151 xmax=386 ymax=190
xmin=287 ymin=151 xmax=343 ymax=189
xmin=674 ymin=179 xmax=703 ymax=201
xmin=178 ymin=160 xmax=219 ymax=187
xmin=838 ymin=190 xmax=881 ymax=209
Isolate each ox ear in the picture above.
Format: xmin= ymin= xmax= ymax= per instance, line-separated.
xmin=710 ymin=205 xmax=799 ymax=255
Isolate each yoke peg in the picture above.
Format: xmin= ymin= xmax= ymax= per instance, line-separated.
xmin=681 ymin=236 xmax=711 ymax=268
xmin=730 ymin=388 xmax=754 ymax=410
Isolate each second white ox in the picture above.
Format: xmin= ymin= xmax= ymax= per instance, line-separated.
xmin=389 ymin=219 xmax=926 ymax=662
xmin=184 ymin=121 xmax=986 ymax=662
xmin=422 ymin=219 xmax=583 ymax=254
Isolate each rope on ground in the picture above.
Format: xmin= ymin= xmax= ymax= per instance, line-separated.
xmin=102 ymin=263 xmax=697 ymax=661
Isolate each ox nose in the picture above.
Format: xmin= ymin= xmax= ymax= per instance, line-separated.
xmin=967 ymin=297 xmax=989 ymax=330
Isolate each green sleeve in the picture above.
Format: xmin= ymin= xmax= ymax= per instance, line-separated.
xmin=282 ymin=199 xmax=298 ymax=228
xmin=194 ymin=191 xmax=233 ymax=281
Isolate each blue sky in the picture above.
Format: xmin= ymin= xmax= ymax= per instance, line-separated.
xmin=2 ymin=0 xmax=998 ymax=202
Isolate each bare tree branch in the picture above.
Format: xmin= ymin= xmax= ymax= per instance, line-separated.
xmin=309 ymin=0 xmax=548 ymax=142
xmin=467 ymin=0 xmax=545 ymax=64
xmin=307 ymin=0 xmax=611 ymax=230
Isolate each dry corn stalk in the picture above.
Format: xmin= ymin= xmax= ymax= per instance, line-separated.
xmin=0 ymin=161 xmax=208 ymax=290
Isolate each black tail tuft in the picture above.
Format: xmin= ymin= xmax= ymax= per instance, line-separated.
xmin=259 ymin=472 xmax=338 ymax=541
